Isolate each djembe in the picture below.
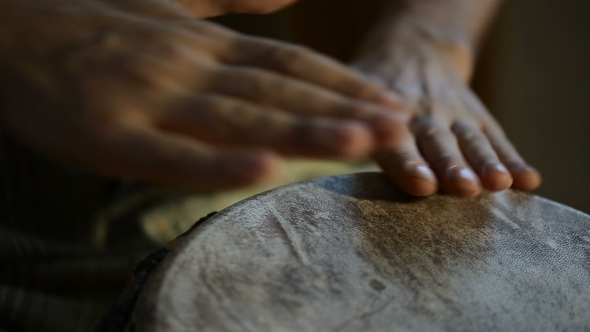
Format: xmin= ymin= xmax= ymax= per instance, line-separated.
xmin=100 ymin=172 xmax=590 ymax=332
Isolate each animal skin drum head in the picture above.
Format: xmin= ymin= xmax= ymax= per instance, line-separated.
xmin=128 ymin=172 xmax=590 ymax=332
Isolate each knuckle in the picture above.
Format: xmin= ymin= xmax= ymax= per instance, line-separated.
xmin=344 ymin=101 xmax=369 ymax=116
xmin=386 ymin=150 xmax=421 ymax=163
xmin=217 ymin=103 xmax=253 ymax=137
xmin=274 ymin=45 xmax=312 ymax=70
xmin=336 ymin=101 xmax=382 ymax=120
xmin=218 ymin=98 xmax=246 ymax=117
xmin=387 ymin=116 xmax=409 ymax=132
xmin=251 ymin=71 xmax=276 ymax=95
xmin=194 ymin=95 xmax=225 ymax=113
xmin=292 ymin=118 xmax=316 ymax=137
xmin=410 ymin=115 xmax=433 ymax=130
xmin=450 ymin=121 xmax=472 ymax=133
xmin=228 ymin=103 xmax=268 ymax=135
xmin=123 ymin=64 xmax=172 ymax=91
xmin=472 ymin=156 xmax=497 ymax=169
xmin=151 ymin=41 xmax=188 ymax=63
xmin=192 ymin=22 xmax=235 ymax=38
xmin=125 ymin=30 xmax=193 ymax=63
xmin=432 ymin=155 xmax=461 ymax=170
xmin=341 ymin=79 xmax=388 ymax=102
xmin=421 ymin=124 xmax=451 ymax=140
xmin=453 ymin=126 xmax=482 ymax=143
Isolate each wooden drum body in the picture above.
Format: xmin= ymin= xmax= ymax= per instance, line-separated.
xmin=125 ymin=173 xmax=590 ymax=331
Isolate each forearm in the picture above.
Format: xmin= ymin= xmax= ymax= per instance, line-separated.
xmin=358 ymin=0 xmax=503 ymax=81
xmin=399 ymin=0 xmax=503 ymax=49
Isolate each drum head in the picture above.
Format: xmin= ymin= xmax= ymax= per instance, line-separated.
xmin=130 ymin=173 xmax=590 ymax=331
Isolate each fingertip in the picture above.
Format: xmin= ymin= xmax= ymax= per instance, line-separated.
xmin=449 ymin=183 xmax=481 ymax=198
xmin=220 ymin=150 xmax=284 ymax=187
xmin=242 ymin=150 xmax=285 ymax=183
xmin=445 ymin=167 xmax=482 ymax=198
xmin=400 ymin=163 xmax=439 ymax=197
xmin=480 ymin=162 xmax=513 ymax=191
xmin=373 ymin=145 xmax=438 ymax=197
xmin=510 ymin=166 xmax=542 ymax=191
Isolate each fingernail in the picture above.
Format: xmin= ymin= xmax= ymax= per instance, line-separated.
xmin=407 ymin=163 xmax=437 ymax=183
xmin=448 ymin=166 xmax=479 ymax=183
xmin=483 ymin=162 xmax=509 ymax=175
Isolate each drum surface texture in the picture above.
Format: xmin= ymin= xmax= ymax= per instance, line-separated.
xmin=130 ymin=173 xmax=590 ymax=332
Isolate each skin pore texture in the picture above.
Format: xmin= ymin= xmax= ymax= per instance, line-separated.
xmin=0 ymin=0 xmax=541 ymax=196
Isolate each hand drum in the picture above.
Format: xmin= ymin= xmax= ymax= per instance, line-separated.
xmin=123 ymin=173 xmax=590 ymax=331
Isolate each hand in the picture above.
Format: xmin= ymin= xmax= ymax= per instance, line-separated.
xmin=0 ymin=0 xmax=405 ymax=191
xmin=354 ymin=22 xmax=541 ymax=197
xmin=107 ymin=0 xmax=299 ymax=18
xmin=180 ymin=0 xmax=298 ymax=16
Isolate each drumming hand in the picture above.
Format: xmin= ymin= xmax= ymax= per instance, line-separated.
xmin=0 ymin=1 xmax=404 ymax=191
xmin=354 ymin=23 xmax=542 ymax=198
xmin=99 ymin=0 xmax=298 ymax=18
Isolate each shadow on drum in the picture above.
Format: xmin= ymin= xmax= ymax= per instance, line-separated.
xmin=315 ymin=172 xmax=495 ymax=277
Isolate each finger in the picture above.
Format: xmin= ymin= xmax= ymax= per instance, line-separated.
xmin=452 ymin=121 xmax=513 ymax=191
xmin=373 ymin=126 xmax=438 ymax=197
xmin=484 ymin=127 xmax=542 ymax=191
xmin=414 ymin=117 xmax=482 ymax=198
xmin=205 ymin=66 xmax=404 ymax=145
xmin=110 ymin=0 xmax=199 ymax=19
xmin=219 ymin=36 xmax=401 ymax=109
xmin=153 ymin=94 xmax=375 ymax=159
xmin=83 ymin=123 xmax=282 ymax=191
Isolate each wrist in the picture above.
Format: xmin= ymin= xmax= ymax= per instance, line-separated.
xmin=357 ymin=12 xmax=477 ymax=82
